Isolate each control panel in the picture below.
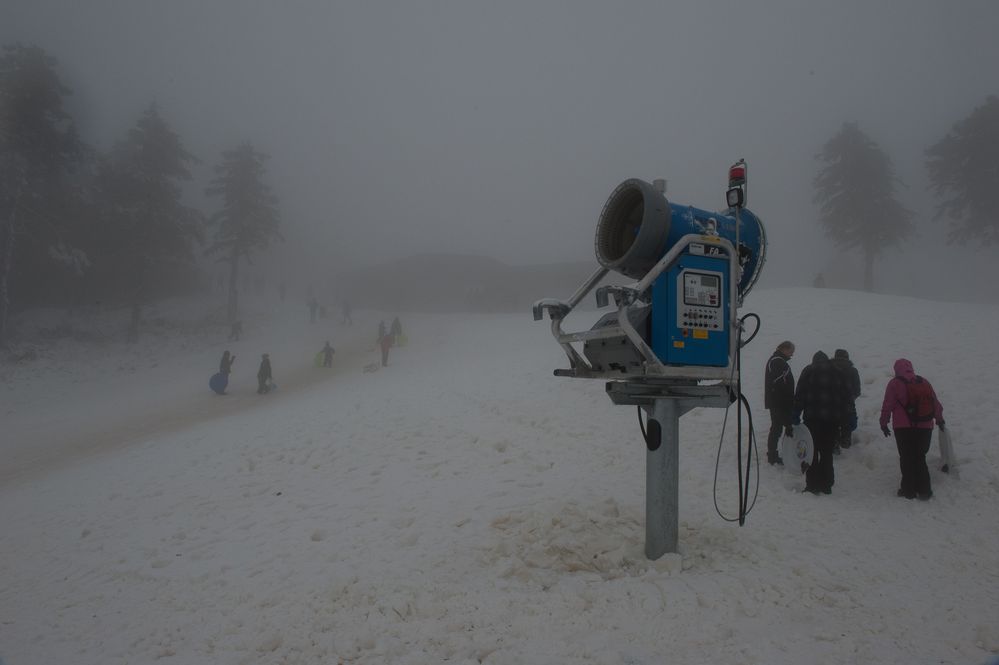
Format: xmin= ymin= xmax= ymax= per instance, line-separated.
xmin=678 ymin=270 xmax=723 ymax=330
xmin=650 ymin=250 xmax=730 ymax=367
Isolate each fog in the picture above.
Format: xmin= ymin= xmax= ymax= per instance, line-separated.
xmin=5 ymin=0 xmax=999 ymax=303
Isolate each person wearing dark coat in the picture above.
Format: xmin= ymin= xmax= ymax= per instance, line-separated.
xmin=764 ymin=341 xmax=796 ymax=466
xmin=793 ymin=350 xmax=853 ymax=494
xmin=321 ymin=341 xmax=335 ymax=368
xmin=220 ymin=350 xmax=235 ymax=375
xmin=214 ymin=350 xmax=236 ymax=395
xmin=831 ymin=349 xmax=862 ymax=450
xmin=257 ymin=353 xmax=273 ymax=394
xmin=219 ymin=349 xmax=236 ymax=376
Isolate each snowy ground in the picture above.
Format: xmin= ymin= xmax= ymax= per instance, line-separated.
xmin=2 ymin=287 xmax=998 ymax=664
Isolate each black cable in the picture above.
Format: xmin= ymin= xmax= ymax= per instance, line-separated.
xmin=712 ymin=312 xmax=762 ymax=524
xmin=737 ymin=314 xmax=761 ymax=523
xmin=739 ymin=312 xmax=761 ymax=348
xmin=739 ymin=392 xmax=760 ymax=519
xmin=736 ymin=349 xmax=745 ymax=524
xmin=738 ymin=316 xmax=761 ymax=521
xmin=637 ymin=405 xmax=648 ymax=446
xmin=640 ymin=310 xmax=764 ymax=524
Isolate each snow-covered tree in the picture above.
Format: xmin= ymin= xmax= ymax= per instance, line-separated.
xmin=205 ymin=143 xmax=282 ymax=322
xmin=813 ymin=122 xmax=914 ymax=292
xmin=926 ymin=96 xmax=999 ymax=245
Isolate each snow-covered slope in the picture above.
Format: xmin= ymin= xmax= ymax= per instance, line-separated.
xmin=1 ymin=288 xmax=997 ymax=664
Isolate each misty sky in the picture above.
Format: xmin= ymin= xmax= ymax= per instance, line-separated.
xmin=5 ymin=0 xmax=999 ymax=292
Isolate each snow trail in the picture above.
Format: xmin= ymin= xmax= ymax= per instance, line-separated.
xmin=1 ymin=325 xmax=375 ymax=487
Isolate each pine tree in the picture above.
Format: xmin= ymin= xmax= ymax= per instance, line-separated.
xmin=813 ymin=122 xmax=914 ymax=291
xmin=94 ymin=103 xmax=203 ymax=339
xmin=926 ymin=96 xmax=999 ymax=245
xmin=205 ymin=143 xmax=282 ymax=322
xmin=0 ymin=43 xmax=85 ymax=346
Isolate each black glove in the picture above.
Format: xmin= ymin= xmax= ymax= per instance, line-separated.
xmin=784 ymin=425 xmax=794 ymax=437
xmin=881 ymin=425 xmax=891 ymax=438
xmin=938 ymin=419 xmax=946 ymax=431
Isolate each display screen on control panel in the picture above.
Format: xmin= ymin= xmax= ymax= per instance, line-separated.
xmin=683 ymin=272 xmax=720 ymax=307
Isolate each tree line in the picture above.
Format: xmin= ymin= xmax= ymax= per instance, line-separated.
xmin=3 ymin=41 xmax=997 ymax=346
xmin=814 ymin=97 xmax=999 ymax=291
xmin=0 ymin=43 xmax=282 ymax=346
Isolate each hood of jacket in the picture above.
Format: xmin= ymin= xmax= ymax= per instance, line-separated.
xmin=811 ymin=350 xmax=829 ymax=365
xmin=893 ymin=358 xmax=916 ymax=381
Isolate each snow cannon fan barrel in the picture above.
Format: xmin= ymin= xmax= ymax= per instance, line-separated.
xmin=594 ymin=178 xmax=766 ymax=297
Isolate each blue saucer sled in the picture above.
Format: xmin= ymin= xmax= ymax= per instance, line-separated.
xmin=782 ymin=427 xmax=814 ymax=474
xmin=209 ymin=372 xmax=228 ymax=394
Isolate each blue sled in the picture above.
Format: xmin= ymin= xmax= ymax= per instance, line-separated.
xmin=209 ymin=372 xmax=229 ymax=394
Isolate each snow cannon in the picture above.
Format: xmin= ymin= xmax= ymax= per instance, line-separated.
xmin=532 ymin=160 xmax=769 ymax=559
xmin=594 ymin=178 xmax=766 ymax=297
xmin=533 ymin=161 xmax=767 ymax=382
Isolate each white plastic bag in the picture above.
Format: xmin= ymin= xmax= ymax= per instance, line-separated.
xmin=937 ymin=426 xmax=956 ymax=472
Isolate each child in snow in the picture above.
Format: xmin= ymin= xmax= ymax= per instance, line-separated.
xmin=220 ymin=350 xmax=235 ymax=375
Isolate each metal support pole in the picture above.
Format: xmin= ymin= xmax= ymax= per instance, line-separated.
xmin=646 ymin=397 xmax=680 ymax=559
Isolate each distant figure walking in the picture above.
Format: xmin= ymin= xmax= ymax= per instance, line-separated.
xmin=879 ymin=358 xmax=944 ymax=500
xmin=341 ymin=299 xmax=352 ymax=326
xmin=377 ymin=320 xmax=387 ymax=343
xmin=390 ymin=316 xmax=402 ymax=341
xmin=379 ymin=332 xmax=394 ymax=367
xmin=228 ymin=320 xmax=243 ymax=341
xmin=257 ymin=353 xmax=273 ymax=394
xmin=321 ymin=341 xmax=335 ymax=368
xmin=308 ymin=297 xmax=319 ymax=324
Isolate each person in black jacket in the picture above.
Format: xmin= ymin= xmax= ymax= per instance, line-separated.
xmin=764 ymin=341 xmax=796 ymax=466
xmin=257 ymin=353 xmax=273 ymax=394
xmin=793 ymin=350 xmax=852 ymax=494
xmin=831 ymin=349 xmax=862 ymax=451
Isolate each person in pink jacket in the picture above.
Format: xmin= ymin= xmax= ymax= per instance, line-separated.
xmin=879 ymin=358 xmax=945 ymax=500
